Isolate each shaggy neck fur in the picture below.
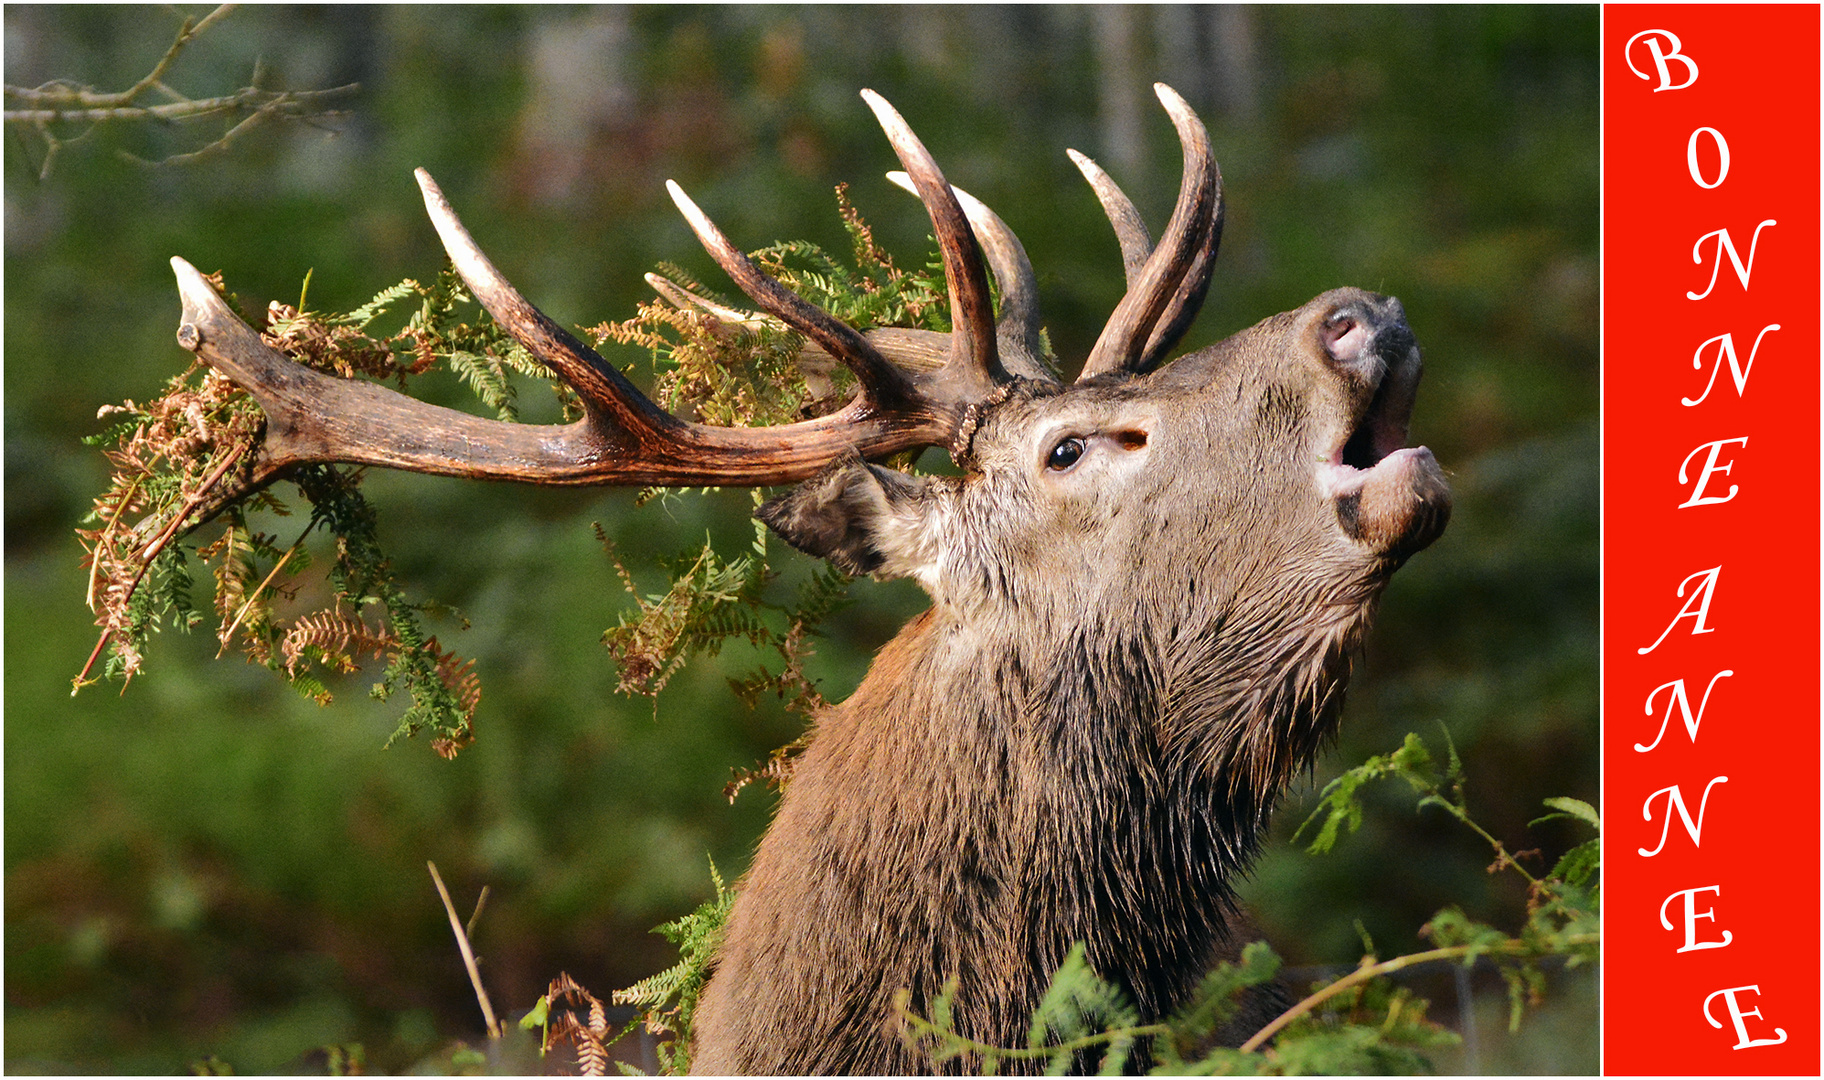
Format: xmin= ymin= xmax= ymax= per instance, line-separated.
xmin=689 ymin=566 xmax=1379 ymax=1074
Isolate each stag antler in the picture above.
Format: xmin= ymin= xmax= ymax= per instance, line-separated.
xmin=884 ymin=171 xmax=1053 ymax=382
xmin=170 ymin=90 xmax=1026 ymax=498
xmin=170 ymin=85 xmax=1219 ymax=503
xmin=1074 ymin=83 xmax=1223 ymax=380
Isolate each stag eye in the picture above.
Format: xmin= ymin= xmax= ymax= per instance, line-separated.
xmin=1046 ymin=437 xmax=1086 ymax=471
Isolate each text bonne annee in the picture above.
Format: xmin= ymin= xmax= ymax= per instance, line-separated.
xmin=1626 ymin=28 xmax=1787 ymax=1053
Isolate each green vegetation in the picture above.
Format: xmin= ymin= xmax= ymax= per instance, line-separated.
xmin=7 ymin=6 xmax=1596 ymax=1073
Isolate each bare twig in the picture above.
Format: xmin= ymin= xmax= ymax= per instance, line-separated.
xmin=428 ymin=861 xmax=503 ymax=1041
xmin=215 ymin=516 xmax=317 ymax=656
xmin=1235 ymin=934 xmax=1599 ymax=1054
xmin=465 ymin=884 xmax=492 ymax=943
xmin=4 ymin=5 xmax=358 ymax=177
xmin=85 ymin=472 xmax=146 ymax=612
xmin=4 ymin=84 xmax=354 ymax=126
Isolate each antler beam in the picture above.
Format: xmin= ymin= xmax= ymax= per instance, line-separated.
xmin=170 ymin=256 xmax=954 ymax=489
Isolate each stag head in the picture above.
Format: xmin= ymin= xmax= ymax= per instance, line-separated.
xmin=759 ymin=93 xmax=1448 ymax=802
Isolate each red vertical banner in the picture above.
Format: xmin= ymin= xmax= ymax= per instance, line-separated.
xmin=1603 ymin=5 xmax=1820 ymax=1075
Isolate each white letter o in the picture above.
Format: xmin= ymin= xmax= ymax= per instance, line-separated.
xmin=1687 ymin=127 xmax=1729 ymax=189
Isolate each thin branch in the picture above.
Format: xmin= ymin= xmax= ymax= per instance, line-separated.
xmin=7 ymin=5 xmax=236 ymax=110
xmin=215 ymin=516 xmax=317 ymax=657
xmin=85 ymin=473 xmax=146 ymax=612
xmin=4 ymin=85 xmax=356 ymax=126
xmin=1235 ymin=934 xmax=1599 ymax=1054
xmin=465 ymin=885 xmax=491 ymax=943
xmin=125 ymin=4 xmax=237 ymax=107
xmin=5 ymin=5 xmax=357 ymax=176
xmin=429 ymin=861 xmax=503 ymax=1041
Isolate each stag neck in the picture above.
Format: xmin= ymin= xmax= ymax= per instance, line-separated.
xmin=693 ymin=602 xmax=1262 ymax=1072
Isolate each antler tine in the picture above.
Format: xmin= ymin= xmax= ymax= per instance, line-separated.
xmin=644 ymin=272 xmax=766 ymax=328
xmin=860 ymin=90 xmax=1007 ymax=395
xmin=1137 ymin=165 xmax=1222 ymax=374
xmin=1076 ymin=84 xmax=1220 ymax=382
xmin=664 ymin=180 xmax=920 ymax=407
xmin=1069 ymin=140 xmax=1223 ymax=375
xmin=1065 ymin=148 xmax=1153 ymax=284
xmin=416 ymin=170 xmax=676 ymax=437
xmin=885 ymin=171 xmax=1055 ymax=384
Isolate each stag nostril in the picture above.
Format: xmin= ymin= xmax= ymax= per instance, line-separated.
xmin=1323 ymin=314 xmax=1373 ymax=366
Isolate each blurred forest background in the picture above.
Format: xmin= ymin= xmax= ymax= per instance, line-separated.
xmin=5 ymin=5 xmax=1597 ymax=1074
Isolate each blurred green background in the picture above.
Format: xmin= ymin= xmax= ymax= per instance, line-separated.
xmin=5 ymin=5 xmax=1598 ymax=1074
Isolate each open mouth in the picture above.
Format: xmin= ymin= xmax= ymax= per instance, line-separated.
xmin=1316 ymin=318 xmax=1451 ymax=557
xmin=1320 ymin=336 xmax=1424 ymax=494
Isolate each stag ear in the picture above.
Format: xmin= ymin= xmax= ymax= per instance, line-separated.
xmin=758 ymin=455 xmax=947 ymax=580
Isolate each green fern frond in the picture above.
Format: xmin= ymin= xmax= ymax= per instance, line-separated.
xmin=448 ymin=350 xmax=519 ymax=421
xmin=343 ymin=278 xmax=422 ymax=329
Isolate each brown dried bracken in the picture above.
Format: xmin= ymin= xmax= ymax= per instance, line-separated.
xmin=542 ymin=973 xmax=614 ymax=1077
xmin=77 ymin=274 xmax=494 ymax=754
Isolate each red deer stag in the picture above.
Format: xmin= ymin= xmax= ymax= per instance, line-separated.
xmin=164 ymin=85 xmax=1449 ymax=1072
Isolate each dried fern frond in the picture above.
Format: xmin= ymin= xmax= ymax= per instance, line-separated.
xmin=281 ymin=608 xmax=394 ymax=676
xmin=541 ymin=972 xmax=622 ymax=1077
xmin=722 ymin=730 xmax=813 ymax=803
xmin=73 ymin=269 xmax=514 ymax=756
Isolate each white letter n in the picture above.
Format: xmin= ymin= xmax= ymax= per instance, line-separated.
xmin=1639 ymin=777 xmax=1728 ymax=856
xmin=1687 ymin=221 xmax=1777 ymax=300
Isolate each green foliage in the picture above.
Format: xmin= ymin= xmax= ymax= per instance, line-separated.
xmin=1535 ymin=797 xmax=1601 ymax=891
xmin=1293 ymin=731 xmax=1440 ymax=855
xmin=900 ymin=944 xmax=1150 ymax=1075
xmin=1155 ymin=942 xmax=1285 ymax=1066
xmin=896 ymin=731 xmax=1599 ymax=1075
xmin=590 ymin=271 xmax=817 ymax=433
xmin=587 ymin=184 xmax=954 ymax=440
xmin=319 ymin=1043 xmax=366 ymax=1076
xmin=598 ymin=507 xmax=855 ymax=797
xmin=764 ymin=183 xmax=955 ymax=335
xmin=72 ymin=269 xmax=546 ymax=755
xmin=291 ymin=465 xmax=482 ymax=756
xmin=599 ymin=517 xmax=772 ymax=699
xmin=611 ymin=859 xmax=736 ymax=1075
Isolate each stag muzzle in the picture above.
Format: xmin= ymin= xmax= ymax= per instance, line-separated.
xmin=1317 ymin=290 xmax=1451 ymax=560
